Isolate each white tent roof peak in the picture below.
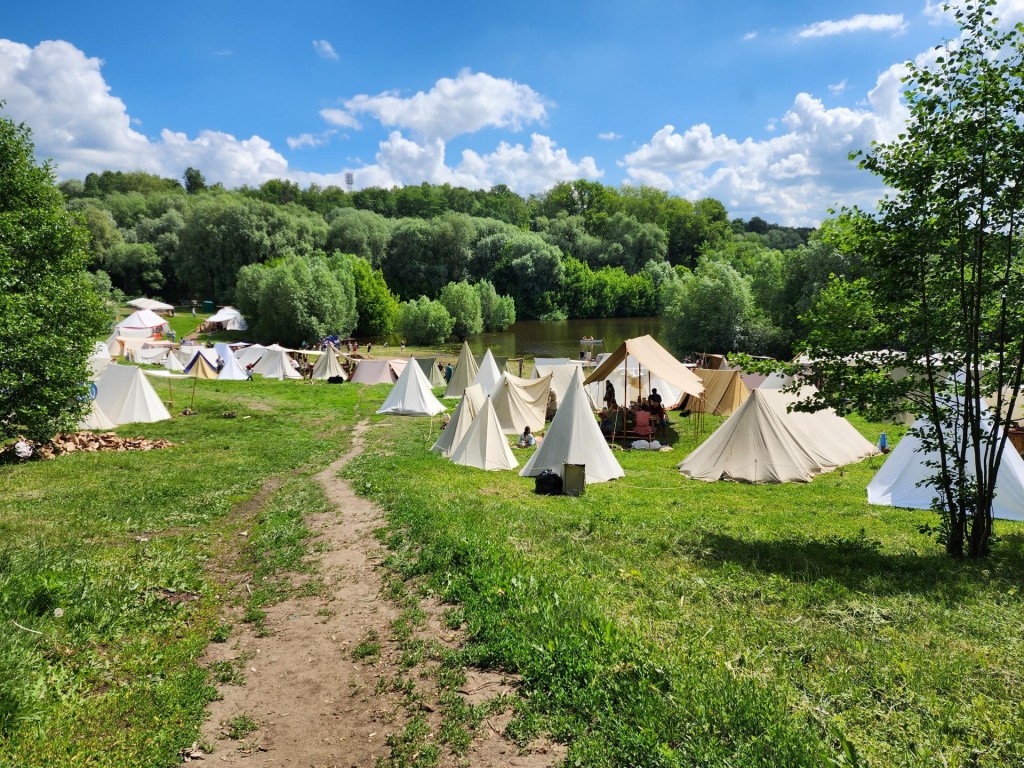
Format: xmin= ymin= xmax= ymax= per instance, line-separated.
xmin=449 ymin=396 xmax=518 ymax=471
xmin=471 ymin=349 xmax=502 ymax=395
xmin=444 ymin=341 xmax=480 ymax=399
xmin=377 ymin=356 xmax=447 ymax=416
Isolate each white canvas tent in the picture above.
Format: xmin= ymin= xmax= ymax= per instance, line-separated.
xmin=235 ymin=344 xmax=268 ymax=369
xmin=117 ymin=309 xmax=169 ymax=337
xmin=206 ymin=306 xmax=248 ymax=331
xmin=311 ymin=348 xmax=347 ymax=380
xmin=127 ymin=297 xmax=174 ymax=313
xmin=533 ymin=362 xmax=592 ymax=410
xmin=584 ymin=336 xmax=703 ymax=407
xmin=868 ymin=411 xmax=1024 ymax=521
xmin=414 ymin=357 xmax=446 ymax=387
xmin=377 ymin=357 xmax=446 ymax=416
xmin=449 ymin=397 xmax=518 ymax=471
xmin=444 ymin=341 xmax=479 ymax=399
xmin=351 ymin=358 xmax=401 ymax=385
xmin=87 ymin=341 xmax=112 ymax=378
xmin=92 ymin=364 xmax=171 ymax=425
xmin=77 ymin=399 xmax=117 ymax=431
xmin=490 ymin=372 xmax=552 ymax=434
xmin=471 ymin=349 xmax=502 ymax=395
xmin=163 ymin=353 xmax=185 ymax=372
xmin=217 ymin=353 xmax=249 ymax=381
xmin=678 ymin=388 xmax=874 ymax=483
xmin=252 ymin=348 xmax=301 ymax=380
xmin=520 ymin=369 xmax=624 ymax=484
xmin=431 ymin=384 xmax=486 ymax=457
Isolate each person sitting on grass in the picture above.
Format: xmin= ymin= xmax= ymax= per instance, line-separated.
xmin=517 ymin=426 xmax=536 ymax=448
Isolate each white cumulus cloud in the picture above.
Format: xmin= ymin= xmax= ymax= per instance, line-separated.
xmin=319 ymin=108 xmax=361 ymax=129
xmin=597 ymin=131 xmax=622 ymax=140
xmin=798 ymin=13 xmax=906 ymax=39
xmin=312 ymin=39 xmax=338 ymax=61
xmin=343 ymin=69 xmax=547 ymax=141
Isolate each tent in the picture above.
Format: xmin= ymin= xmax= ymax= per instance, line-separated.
xmin=377 ymin=357 xmax=446 ymax=416
xmin=87 ymin=341 xmax=112 ymax=378
xmin=216 ymin=353 xmax=249 ymax=381
xmin=311 ymin=348 xmax=347 ymax=380
xmin=252 ymin=348 xmax=302 ymax=380
xmin=184 ymin=351 xmax=220 ymax=379
xmin=678 ymin=388 xmax=874 ymax=483
xmin=414 ymin=357 xmax=446 ymax=387
xmin=476 ymin=354 xmax=510 ymax=375
xmin=680 ymin=369 xmax=750 ymax=416
xmin=471 ymin=349 xmax=502 ymax=395
xmin=350 ymin=358 xmax=401 ymax=385
xmin=127 ymin=297 xmax=174 ymax=313
xmin=235 ymin=344 xmax=267 ymax=369
xmin=92 ymin=364 xmax=171 ymax=425
xmin=533 ymin=362 xmax=593 ymax=410
xmin=163 ymin=353 xmax=185 ymax=372
xmin=77 ymin=399 xmax=117 ymax=431
xmin=490 ymin=372 xmax=552 ymax=434
xmin=584 ymin=336 xmax=703 ymax=407
xmin=520 ymin=369 xmax=624 ymax=485
xmin=444 ymin=341 xmax=480 ymax=399
xmin=117 ymin=309 xmax=169 ymax=337
xmin=868 ymin=410 xmax=1024 ymax=521
xmin=431 ymin=384 xmax=486 ymax=457
xmin=206 ymin=306 xmax=248 ymax=331
xmin=449 ymin=397 xmax=518 ymax=471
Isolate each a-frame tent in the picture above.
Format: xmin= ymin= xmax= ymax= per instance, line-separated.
xmin=678 ymin=388 xmax=873 ymax=483
xmin=253 ymin=348 xmax=302 ymax=380
xmin=93 ymin=364 xmax=171 ymax=426
xmin=217 ymin=353 xmax=249 ymax=381
xmin=471 ymin=349 xmax=502 ymax=395
xmin=235 ymin=344 xmax=267 ymax=369
xmin=520 ymin=368 xmax=624 ymax=484
xmin=431 ymin=384 xmax=486 ymax=457
xmin=77 ymin=399 xmax=117 ymax=431
xmin=444 ymin=341 xmax=479 ymax=399
xmin=377 ymin=357 xmax=446 ymax=416
xmin=351 ymin=358 xmax=400 ymax=385
xmin=414 ymin=357 xmax=446 ymax=387
xmin=184 ymin=351 xmax=220 ymax=380
xmin=680 ymin=368 xmax=750 ymax=416
xmin=584 ymin=335 xmax=703 ymax=406
xmin=449 ymin=397 xmax=518 ymax=471
xmin=311 ymin=348 xmax=347 ymax=380
xmin=490 ymin=372 xmax=552 ymax=434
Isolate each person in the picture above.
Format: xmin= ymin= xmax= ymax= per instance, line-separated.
xmin=649 ymin=388 xmax=663 ymax=407
xmin=191 ymin=306 xmax=196 ymax=317
xmin=603 ymin=381 xmax=617 ymax=409
xmin=366 ymin=343 xmax=372 ymax=356
xmin=215 ymin=356 xmax=225 ymax=373
xmin=169 ymin=329 xmax=176 ymax=342
xmin=400 ymin=341 xmax=406 ymax=351
xmin=245 ymin=362 xmax=256 ymax=380
xmin=517 ymin=426 xmax=536 ymax=448
xmin=444 ymin=362 xmax=453 ymax=383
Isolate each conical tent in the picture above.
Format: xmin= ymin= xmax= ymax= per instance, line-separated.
xmin=471 ymin=349 xmax=502 ymax=395
xmin=449 ymin=397 xmax=518 ymax=471
xmin=184 ymin=351 xmax=220 ymax=379
xmin=252 ymin=349 xmax=302 ymax=380
xmin=520 ymin=368 xmax=624 ymax=484
xmin=490 ymin=372 xmax=552 ymax=434
xmin=444 ymin=341 xmax=479 ymax=399
xmin=868 ymin=405 xmax=1024 ymax=521
xmin=311 ymin=349 xmax=347 ymax=380
xmin=414 ymin=357 xmax=446 ymax=387
xmin=217 ymin=353 xmax=249 ymax=381
xmin=377 ymin=357 xmax=446 ymax=416
xmin=93 ymin=364 xmax=171 ymax=425
xmin=678 ymin=388 xmax=873 ymax=483
xmin=432 ymin=384 xmax=485 ymax=457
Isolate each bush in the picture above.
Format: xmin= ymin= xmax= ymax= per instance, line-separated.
xmin=397 ymin=297 xmax=455 ymax=345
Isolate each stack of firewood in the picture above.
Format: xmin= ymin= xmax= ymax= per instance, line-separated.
xmin=3 ymin=432 xmax=174 ymax=461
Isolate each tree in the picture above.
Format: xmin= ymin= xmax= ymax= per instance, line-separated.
xmin=474 ymin=279 xmax=516 ymax=331
xmin=800 ymin=0 xmax=1024 ymax=559
xmin=661 ymin=259 xmax=750 ymax=356
xmin=397 ymin=297 xmax=454 ymax=345
xmin=439 ymin=281 xmax=483 ymax=339
xmin=183 ymin=167 xmax=207 ymax=194
xmin=346 ymin=254 xmax=399 ymax=339
xmin=0 ymin=112 xmax=107 ymax=442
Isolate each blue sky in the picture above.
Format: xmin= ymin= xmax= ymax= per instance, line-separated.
xmin=0 ymin=1 xmax=1015 ymax=225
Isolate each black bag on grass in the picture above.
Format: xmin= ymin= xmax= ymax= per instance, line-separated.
xmin=534 ymin=469 xmax=563 ymax=496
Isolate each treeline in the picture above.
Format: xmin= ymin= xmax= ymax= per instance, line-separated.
xmin=62 ymin=170 xmax=853 ymax=356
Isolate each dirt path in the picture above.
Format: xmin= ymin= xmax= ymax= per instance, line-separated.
xmin=198 ymin=421 xmax=565 ymax=767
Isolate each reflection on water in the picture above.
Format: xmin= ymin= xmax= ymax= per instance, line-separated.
xmin=463 ymin=317 xmax=663 ymax=360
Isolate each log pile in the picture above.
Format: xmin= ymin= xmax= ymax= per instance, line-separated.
xmin=2 ymin=432 xmax=174 ymax=461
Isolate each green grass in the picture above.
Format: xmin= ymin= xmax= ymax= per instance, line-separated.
xmin=0 ymin=374 xmax=381 ymax=766
xmin=344 ymin=412 xmax=1024 ymax=767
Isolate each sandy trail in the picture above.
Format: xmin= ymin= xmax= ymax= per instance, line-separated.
xmin=198 ymin=421 xmax=564 ymax=767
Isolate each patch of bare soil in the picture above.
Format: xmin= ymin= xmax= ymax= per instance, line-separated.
xmin=198 ymin=421 xmax=565 ymax=767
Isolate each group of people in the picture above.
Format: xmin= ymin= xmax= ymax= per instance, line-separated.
xmin=598 ymin=382 xmax=667 ymax=437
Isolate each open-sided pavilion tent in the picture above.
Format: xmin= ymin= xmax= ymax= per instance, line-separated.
xmin=414 ymin=357 xmax=446 ymax=387
xmin=432 ymin=383 xmax=486 ymax=458
xmin=376 ymin=357 xmax=446 ymax=416
xmin=520 ymin=368 xmax=624 ymax=485
xmin=127 ymin=297 xmax=174 ymax=313
xmin=444 ymin=341 xmax=480 ymax=399
xmin=584 ymin=335 xmax=704 ymax=408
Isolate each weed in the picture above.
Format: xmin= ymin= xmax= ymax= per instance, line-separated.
xmin=223 ymin=714 xmax=258 ymax=740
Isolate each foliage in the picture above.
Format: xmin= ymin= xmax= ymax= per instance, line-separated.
xmin=235 ymin=252 xmax=357 ymax=347
xmin=396 ymin=296 xmax=454 ymax=345
xmin=0 ymin=112 xmax=108 ymax=442
xmin=473 ymin=279 xmax=516 ymax=332
xmin=325 ymin=207 xmax=392 ymax=267
xmin=800 ymin=0 xmax=1024 ymax=559
xmin=661 ymin=259 xmax=751 ymax=355
xmin=438 ymin=281 xmax=483 ymax=339
xmin=488 ymin=231 xmax=564 ymax=319
xmin=347 ymin=254 xmax=399 ymax=339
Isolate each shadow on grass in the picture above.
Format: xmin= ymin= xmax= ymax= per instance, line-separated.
xmin=680 ymin=527 xmax=1024 ymax=600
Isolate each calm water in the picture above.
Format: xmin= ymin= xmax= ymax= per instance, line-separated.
xmin=462 ymin=317 xmax=663 ymax=360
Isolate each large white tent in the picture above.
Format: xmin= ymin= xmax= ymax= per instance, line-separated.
xmin=235 ymin=344 xmax=268 ymax=369
xmin=678 ymin=388 xmax=874 ymax=483
xmin=92 ymin=365 xmax=171 ymax=425
xmin=77 ymin=399 xmax=117 ymax=431
xmin=449 ymin=397 xmax=518 ymax=471
xmin=206 ymin=306 xmax=248 ymax=331
xmin=533 ymin=362 xmax=593 ymax=410
xmin=117 ymin=309 xmax=169 ymax=336
xmin=252 ymin=348 xmax=301 ymax=380
xmin=520 ymin=368 xmax=624 ymax=485
xmin=431 ymin=384 xmax=486 ymax=457
xmin=311 ymin=348 xmax=347 ymax=380
xmin=471 ymin=349 xmax=502 ymax=395
xmin=868 ymin=412 xmax=1024 ymax=521
xmin=444 ymin=341 xmax=479 ymax=399
xmin=377 ymin=357 xmax=446 ymax=416
xmin=127 ymin=297 xmax=174 ymax=313
xmin=490 ymin=372 xmax=552 ymax=434
xmin=87 ymin=341 xmax=112 ymax=378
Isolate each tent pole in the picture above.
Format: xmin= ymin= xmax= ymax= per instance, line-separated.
xmin=190 ymin=375 xmax=198 ymax=411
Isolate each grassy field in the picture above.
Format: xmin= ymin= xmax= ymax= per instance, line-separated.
xmin=2 ymin=370 xmax=1023 ymax=766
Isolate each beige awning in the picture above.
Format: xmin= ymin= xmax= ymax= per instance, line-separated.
xmin=583 ymin=335 xmax=703 ymax=398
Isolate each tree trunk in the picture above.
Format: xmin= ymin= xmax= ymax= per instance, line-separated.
xmin=968 ymin=510 xmax=992 ymax=559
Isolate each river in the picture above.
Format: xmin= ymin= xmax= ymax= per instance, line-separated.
xmin=462 ymin=316 xmax=663 ymax=360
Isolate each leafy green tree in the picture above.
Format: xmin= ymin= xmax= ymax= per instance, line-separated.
xmin=474 ymin=279 xmax=516 ymax=331
xmin=0 ymin=112 xmax=108 ymax=442
xmin=68 ymin=200 xmax=123 ymax=262
xmin=439 ymin=281 xmax=483 ymax=339
xmin=346 ymin=254 xmax=399 ymax=338
xmin=325 ymin=207 xmax=392 ymax=267
xmin=183 ymin=167 xmax=206 ymax=194
xmin=235 ymin=253 xmax=356 ymax=347
xmin=101 ymin=242 xmax=164 ymax=296
xmin=397 ymin=296 xmax=454 ymax=345
xmin=798 ymin=0 xmax=1024 ymax=559
xmin=661 ymin=259 xmax=750 ymax=356
xmin=488 ymin=231 xmax=564 ymax=319
xmin=598 ymin=211 xmax=668 ymax=273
